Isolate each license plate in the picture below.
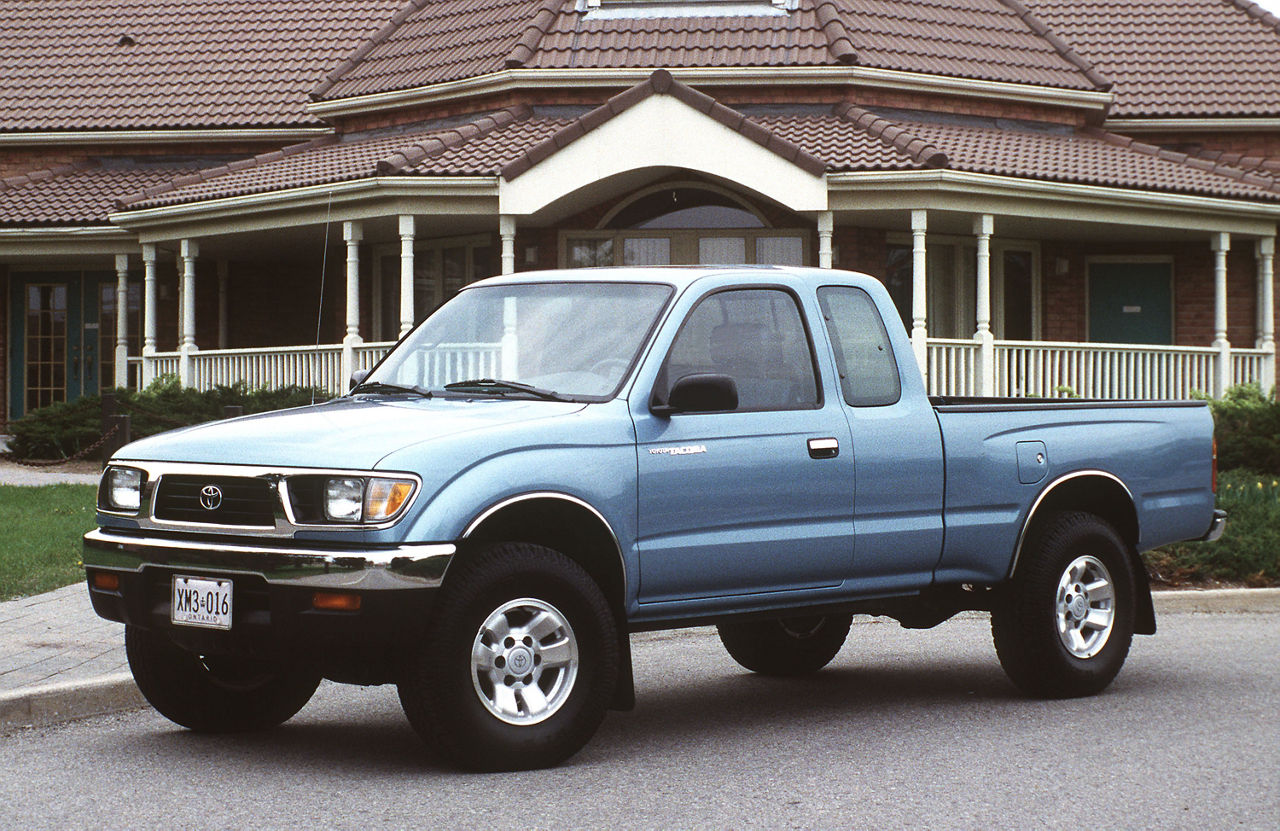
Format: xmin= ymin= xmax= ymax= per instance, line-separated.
xmin=171 ymin=575 xmax=233 ymax=630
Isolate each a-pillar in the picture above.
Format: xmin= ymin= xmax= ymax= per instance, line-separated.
xmin=500 ymin=215 xmax=517 ymax=275
xmin=399 ymin=215 xmax=416 ymax=337
xmin=1212 ymin=232 xmax=1231 ymax=398
xmin=910 ymin=210 xmax=928 ymax=378
xmin=113 ymin=254 xmax=130 ymax=389
xmin=1258 ymin=237 xmax=1276 ymax=394
xmin=342 ymin=221 xmax=363 ymax=385
xmin=817 ymin=211 xmax=834 ymax=269
xmin=141 ymin=244 xmax=157 ymax=387
xmin=179 ymin=239 xmax=199 ymax=387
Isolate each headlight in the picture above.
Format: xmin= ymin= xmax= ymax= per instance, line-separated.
xmin=100 ymin=467 xmax=143 ymax=513
xmin=323 ymin=477 xmax=416 ymax=524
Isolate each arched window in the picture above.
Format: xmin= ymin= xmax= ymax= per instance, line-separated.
xmin=605 ymin=187 xmax=766 ymax=230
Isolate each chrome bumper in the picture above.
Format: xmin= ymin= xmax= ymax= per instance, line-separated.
xmin=83 ymin=527 xmax=456 ymax=590
xmin=1199 ymin=509 xmax=1227 ymax=543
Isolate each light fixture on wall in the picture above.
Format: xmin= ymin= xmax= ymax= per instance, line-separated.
xmin=524 ymin=246 xmax=538 ymax=264
xmin=1054 ymin=257 xmax=1070 ymax=276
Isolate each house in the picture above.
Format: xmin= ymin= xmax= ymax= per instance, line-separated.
xmin=2 ymin=0 xmax=1279 ymax=428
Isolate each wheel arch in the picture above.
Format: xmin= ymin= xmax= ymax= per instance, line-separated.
xmin=458 ymin=492 xmax=635 ymax=708
xmin=1010 ymin=470 xmax=1155 ymax=635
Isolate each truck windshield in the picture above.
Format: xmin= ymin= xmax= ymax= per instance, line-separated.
xmin=366 ymin=281 xmax=673 ymax=400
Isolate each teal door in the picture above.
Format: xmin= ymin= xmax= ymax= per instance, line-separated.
xmin=7 ymin=271 xmax=111 ymax=419
xmin=1088 ymin=262 xmax=1173 ymax=344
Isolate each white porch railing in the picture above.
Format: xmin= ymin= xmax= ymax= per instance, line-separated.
xmin=926 ymin=339 xmax=978 ymax=397
xmin=991 ymin=340 xmax=1222 ymax=399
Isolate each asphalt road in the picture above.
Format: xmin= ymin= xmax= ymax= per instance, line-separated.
xmin=2 ymin=611 xmax=1276 ymax=830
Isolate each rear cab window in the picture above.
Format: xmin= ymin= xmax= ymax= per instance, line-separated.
xmin=817 ymin=286 xmax=902 ymax=407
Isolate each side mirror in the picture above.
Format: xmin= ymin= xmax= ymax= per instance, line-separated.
xmin=652 ymin=373 xmax=738 ymax=416
xmin=349 ymin=369 xmax=370 ymax=391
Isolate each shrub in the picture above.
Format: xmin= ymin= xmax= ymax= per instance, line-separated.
xmin=6 ymin=377 xmax=329 ymax=460
xmin=1204 ymin=384 xmax=1280 ymax=475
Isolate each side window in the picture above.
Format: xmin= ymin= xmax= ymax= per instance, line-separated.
xmin=817 ymin=286 xmax=902 ymax=407
xmin=661 ymin=288 xmax=819 ymax=411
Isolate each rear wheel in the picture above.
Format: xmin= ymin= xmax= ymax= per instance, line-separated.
xmin=398 ymin=542 xmax=619 ymax=771
xmin=717 ymin=613 xmax=853 ymax=676
xmin=992 ymin=511 xmax=1136 ymax=698
xmin=125 ymin=625 xmax=321 ymax=732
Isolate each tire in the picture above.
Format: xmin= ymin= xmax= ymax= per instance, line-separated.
xmin=992 ymin=511 xmax=1136 ymax=699
xmin=397 ymin=542 xmax=619 ymax=771
xmin=717 ymin=613 xmax=853 ymax=676
xmin=125 ymin=625 xmax=321 ymax=732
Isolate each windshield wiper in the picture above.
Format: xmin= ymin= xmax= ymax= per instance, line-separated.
xmin=443 ymin=378 xmax=571 ymax=402
xmin=350 ymin=380 xmax=433 ymax=398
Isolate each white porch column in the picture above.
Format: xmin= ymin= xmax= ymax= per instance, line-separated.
xmin=817 ymin=211 xmax=834 ymax=269
xmin=974 ymin=215 xmax=995 ymax=396
xmin=113 ymin=254 xmax=130 ymax=389
xmin=141 ymin=244 xmax=157 ymax=387
xmin=342 ymin=221 xmax=363 ymax=385
xmin=500 ymin=215 xmax=517 ymax=275
xmin=399 ymin=215 xmax=416 ymax=337
xmin=1258 ymin=237 xmax=1276 ymax=393
xmin=179 ymin=239 xmax=199 ymax=387
xmin=1212 ymin=232 xmax=1231 ymax=397
xmin=217 ymin=259 xmax=229 ymax=349
xmin=910 ymin=210 xmax=928 ymax=377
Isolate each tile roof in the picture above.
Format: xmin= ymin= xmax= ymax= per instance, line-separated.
xmin=114 ymin=74 xmax=1280 ymax=216
xmin=121 ymin=108 xmax=556 ymax=209
xmin=0 ymin=160 xmax=212 ymax=225
xmin=313 ymin=0 xmax=1107 ymax=101
xmin=1021 ymin=0 xmax=1280 ymax=117
xmin=0 ymin=0 xmax=401 ymax=131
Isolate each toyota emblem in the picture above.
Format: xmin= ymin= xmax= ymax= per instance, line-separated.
xmin=199 ymin=485 xmax=223 ymax=511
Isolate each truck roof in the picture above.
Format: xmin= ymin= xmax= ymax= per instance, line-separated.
xmin=469 ymin=265 xmax=877 ymax=293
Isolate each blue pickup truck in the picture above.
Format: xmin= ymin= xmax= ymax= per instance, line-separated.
xmin=84 ymin=266 xmax=1223 ymax=770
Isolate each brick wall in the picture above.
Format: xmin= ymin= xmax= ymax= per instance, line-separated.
xmin=0 ymin=142 xmax=287 ymax=180
xmin=0 ymin=266 xmax=7 ymax=428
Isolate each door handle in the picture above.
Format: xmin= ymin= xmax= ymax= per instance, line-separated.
xmin=808 ymin=437 xmax=839 ymax=459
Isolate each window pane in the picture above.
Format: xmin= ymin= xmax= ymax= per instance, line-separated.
xmin=698 ymin=237 xmax=746 ymax=265
xmin=817 ymin=286 xmax=901 ymax=407
xmin=566 ymin=238 xmax=613 ymax=268
xmin=755 ymin=236 xmax=804 ymax=266
xmin=623 ymin=237 xmax=671 ymax=266
xmin=607 ymin=188 xmax=764 ymax=229
xmin=663 ymin=289 xmax=818 ymax=412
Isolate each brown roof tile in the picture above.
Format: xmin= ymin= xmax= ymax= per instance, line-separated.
xmin=0 ymin=0 xmax=401 ymax=131
xmin=0 ymin=160 xmax=214 ymax=225
xmin=1021 ymin=0 xmax=1280 ymax=117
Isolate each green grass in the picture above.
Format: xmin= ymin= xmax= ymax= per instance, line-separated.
xmin=0 ymin=484 xmax=98 ymax=601
xmin=1146 ymin=469 xmax=1280 ymax=588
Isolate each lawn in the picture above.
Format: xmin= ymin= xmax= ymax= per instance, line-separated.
xmin=0 ymin=484 xmax=98 ymax=601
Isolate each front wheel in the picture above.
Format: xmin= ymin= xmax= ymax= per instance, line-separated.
xmin=125 ymin=625 xmax=321 ymax=732
xmin=992 ymin=511 xmax=1136 ymax=698
xmin=398 ymin=542 xmax=619 ymax=771
xmin=717 ymin=613 xmax=853 ymax=676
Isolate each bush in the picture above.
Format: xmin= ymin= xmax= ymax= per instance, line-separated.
xmin=6 ymin=376 xmax=329 ymax=460
xmin=1204 ymin=383 xmax=1280 ymax=474
xmin=1146 ymin=469 xmax=1280 ymax=587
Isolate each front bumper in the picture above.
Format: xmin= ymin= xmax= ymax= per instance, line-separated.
xmin=82 ymin=528 xmax=456 ymax=670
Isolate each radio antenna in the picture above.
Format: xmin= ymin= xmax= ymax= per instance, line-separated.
xmin=312 ymin=191 xmax=333 ymax=405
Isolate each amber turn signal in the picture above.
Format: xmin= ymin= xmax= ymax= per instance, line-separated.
xmin=312 ymin=591 xmax=362 ymax=612
xmin=91 ymin=572 xmax=120 ymax=591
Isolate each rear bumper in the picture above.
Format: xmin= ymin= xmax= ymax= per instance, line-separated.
xmin=82 ymin=528 xmax=456 ymax=670
xmin=1199 ymin=509 xmax=1228 ymax=543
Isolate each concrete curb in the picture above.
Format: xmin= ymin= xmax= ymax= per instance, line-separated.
xmin=0 ymin=672 xmax=143 ymax=732
xmin=1 ymin=588 xmax=1276 ymax=733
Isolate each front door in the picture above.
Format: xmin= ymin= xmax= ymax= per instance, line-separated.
xmin=7 ymin=271 xmax=112 ymax=419
xmin=1088 ymin=261 xmax=1173 ymax=344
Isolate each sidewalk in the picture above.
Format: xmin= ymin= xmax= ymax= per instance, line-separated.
xmin=2 ymin=576 xmax=1277 ymax=732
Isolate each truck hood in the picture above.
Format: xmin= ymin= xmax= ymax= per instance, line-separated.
xmin=113 ymin=396 xmax=588 ymax=470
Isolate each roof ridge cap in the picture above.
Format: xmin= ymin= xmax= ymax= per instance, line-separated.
xmin=502 ymin=70 xmax=827 ymax=181
xmin=0 ymin=160 xmax=98 ymax=192
xmin=116 ymin=136 xmax=337 ymax=209
xmin=505 ymin=0 xmax=566 ymax=69
xmin=833 ymin=103 xmax=949 ymax=169
xmin=378 ymin=106 xmax=533 ymax=173
xmin=311 ymin=0 xmax=434 ymax=101
xmin=1226 ymin=0 xmax=1280 ymax=37
xmin=993 ymin=0 xmax=1113 ymax=92
xmin=809 ymin=0 xmax=858 ymax=66
xmin=1084 ymin=127 xmax=1280 ymax=193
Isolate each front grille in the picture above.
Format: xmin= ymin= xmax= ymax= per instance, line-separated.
xmin=153 ymin=475 xmax=278 ymax=527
